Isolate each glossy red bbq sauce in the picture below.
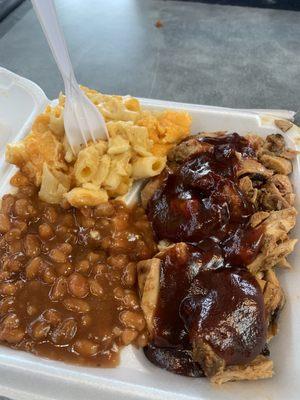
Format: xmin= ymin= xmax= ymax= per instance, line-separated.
xmin=145 ymin=244 xmax=266 ymax=374
xmin=145 ymin=133 xmax=267 ymax=375
xmin=147 ymin=133 xmax=263 ymax=265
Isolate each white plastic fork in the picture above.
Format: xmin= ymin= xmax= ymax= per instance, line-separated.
xmin=31 ymin=0 xmax=108 ymax=154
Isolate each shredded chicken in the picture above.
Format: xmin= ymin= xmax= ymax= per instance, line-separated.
xmin=211 ymin=355 xmax=273 ymax=384
xmin=237 ymin=158 xmax=273 ymax=178
xmin=138 ymin=132 xmax=297 ymax=384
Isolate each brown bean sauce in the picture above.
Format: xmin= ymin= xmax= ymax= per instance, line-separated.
xmin=145 ymin=134 xmax=267 ymax=375
xmin=0 ymin=185 xmax=156 ymax=366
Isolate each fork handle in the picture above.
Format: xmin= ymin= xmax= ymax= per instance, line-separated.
xmin=31 ymin=0 xmax=76 ymax=84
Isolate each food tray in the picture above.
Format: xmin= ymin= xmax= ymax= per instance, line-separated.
xmin=0 ymin=66 xmax=299 ymax=400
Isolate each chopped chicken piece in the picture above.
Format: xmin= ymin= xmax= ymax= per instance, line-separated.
xmin=167 ymin=136 xmax=213 ymax=163
xmin=259 ymin=154 xmax=292 ymax=175
xmin=245 ymin=134 xmax=264 ymax=151
xmin=211 ymin=355 xmax=273 ymax=384
xmin=276 ymin=257 xmax=291 ymax=269
xmin=248 ymin=207 xmax=297 ymax=273
xmin=271 ymin=174 xmax=293 ymax=195
xmin=237 ymin=159 xmax=273 ymax=179
xmin=141 ymin=177 xmax=163 ymax=209
xmin=260 ymin=182 xmax=291 ymax=210
xmin=193 ymin=339 xmax=225 ymax=378
xmin=239 ymin=176 xmax=258 ymax=203
xmin=261 ymin=270 xmax=285 ymax=340
xmin=248 ymin=238 xmax=297 ymax=274
xmin=250 ymin=211 xmax=270 ymax=228
xmin=136 ymin=258 xmax=161 ymax=335
xmin=262 ymin=207 xmax=297 ymax=244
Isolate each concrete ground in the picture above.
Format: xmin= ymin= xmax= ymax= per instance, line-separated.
xmin=0 ymin=0 xmax=299 ymax=120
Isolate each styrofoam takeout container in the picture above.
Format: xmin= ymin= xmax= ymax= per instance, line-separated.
xmin=0 ymin=66 xmax=300 ymax=400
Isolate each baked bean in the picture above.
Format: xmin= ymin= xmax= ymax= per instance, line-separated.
xmin=89 ymin=230 xmax=101 ymax=241
xmin=56 ymin=262 xmax=74 ymax=277
xmin=0 ymin=282 xmax=19 ymax=296
xmin=61 ymin=214 xmax=74 ymax=228
xmin=134 ymin=220 xmax=150 ymax=231
xmin=94 ymin=203 xmax=115 ymax=218
xmin=51 ymin=318 xmax=77 ymax=345
xmin=55 ymin=225 xmax=68 ymax=237
xmin=100 ymin=237 xmax=111 ymax=250
xmin=10 ymin=172 xmax=30 ymax=187
xmin=43 ymin=207 xmax=58 ymax=224
xmin=0 ymin=297 xmax=15 ymax=316
xmin=42 ymin=266 xmax=57 ymax=285
xmin=26 ymin=257 xmax=43 ymax=280
xmin=5 ymin=228 xmax=21 ymax=243
xmin=120 ymin=311 xmax=145 ymax=331
xmin=81 ymin=217 xmax=95 ymax=228
xmin=0 ymin=237 xmax=6 ymax=250
xmin=79 ymin=207 xmax=93 ymax=218
xmin=121 ymin=262 xmax=136 ymax=287
xmin=43 ymin=309 xmax=62 ymax=326
xmin=31 ymin=320 xmax=51 ymax=341
xmin=113 ymin=214 xmax=129 ymax=231
xmin=3 ymin=257 xmax=22 ymax=273
xmin=63 ymin=298 xmax=90 ymax=313
xmin=92 ymin=263 xmax=107 ymax=276
xmin=14 ymin=198 xmax=36 ymax=218
xmin=68 ymin=273 xmax=89 ymax=298
xmin=0 ymin=271 xmax=11 ymax=281
xmin=38 ymin=223 xmax=54 ymax=240
xmin=122 ymin=292 xmax=139 ymax=309
xmin=134 ymin=239 xmax=151 ymax=260
xmin=73 ymin=339 xmax=99 ymax=357
xmin=0 ymin=214 xmax=10 ymax=233
xmin=136 ymin=332 xmax=149 ymax=348
xmin=13 ymin=220 xmax=27 ymax=233
xmin=89 ymin=279 xmax=103 ymax=297
xmin=8 ymin=240 xmax=23 ymax=254
xmin=87 ymin=251 xmax=104 ymax=264
xmin=24 ymin=234 xmax=41 ymax=257
xmin=112 ymin=327 xmax=122 ymax=336
xmin=50 ymin=277 xmax=67 ymax=301
xmin=107 ymin=254 xmax=129 ymax=269
xmin=0 ymin=189 xmax=156 ymax=366
xmin=134 ymin=207 xmax=145 ymax=219
xmin=121 ymin=329 xmax=138 ymax=345
xmin=18 ymin=185 xmax=36 ymax=197
xmin=81 ymin=314 xmax=92 ymax=327
xmin=109 ymin=235 xmax=128 ymax=254
xmin=113 ymin=287 xmax=125 ymax=300
xmin=75 ymin=260 xmax=90 ymax=274
xmin=95 ymin=219 xmax=111 ymax=230
xmin=60 ymin=243 xmax=73 ymax=255
xmin=27 ymin=305 xmax=38 ymax=316
xmin=0 ymin=314 xmax=25 ymax=344
xmin=49 ymin=249 xmax=66 ymax=263
xmin=1 ymin=194 xmax=15 ymax=214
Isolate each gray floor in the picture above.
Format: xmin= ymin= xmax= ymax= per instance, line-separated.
xmin=0 ymin=0 xmax=299 ymax=118
xmin=0 ymin=1 xmax=299 ymax=398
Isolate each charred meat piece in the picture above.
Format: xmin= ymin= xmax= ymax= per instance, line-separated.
xmin=147 ymin=134 xmax=258 ymax=244
xmin=144 ymin=343 xmax=204 ymax=377
xmin=138 ymin=243 xmax=267 ymax=380
xmin=183 ymin=267 xmax=267 ymax=374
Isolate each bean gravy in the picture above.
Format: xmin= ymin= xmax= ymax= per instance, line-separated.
xmin=0 ymin=185 xmax=156 ymax=366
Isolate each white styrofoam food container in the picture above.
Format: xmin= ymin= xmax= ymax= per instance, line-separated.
xmin=0 ymin=67 xmax=299 ymax=400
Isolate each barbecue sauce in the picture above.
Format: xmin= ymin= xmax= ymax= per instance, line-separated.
xmin=145 ymin=134 xmax=267 ymax=376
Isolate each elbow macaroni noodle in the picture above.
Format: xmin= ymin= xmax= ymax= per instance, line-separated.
xmin=6 ymin=87 xmax=191 ymax=207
